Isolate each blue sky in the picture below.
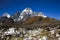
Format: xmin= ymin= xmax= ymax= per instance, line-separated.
xmin=0 ymin=0 xmax=60 ymax=20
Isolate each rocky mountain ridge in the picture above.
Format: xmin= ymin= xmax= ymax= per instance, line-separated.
xmin=0 ymin=8 xmax=60 ymax=29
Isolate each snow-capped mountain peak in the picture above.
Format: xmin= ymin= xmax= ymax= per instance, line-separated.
xmin=22 ymin=8 xmax=33 ymax=13
xmin=11 ymin=8 xmax=47 ymax=22
xmin=3 ymin=13 xmax=10 ymax=18
xmin=20 ymin=8 xmax=33 ymax=16
xmin=21 ymin=8 xmax=47 ymax=18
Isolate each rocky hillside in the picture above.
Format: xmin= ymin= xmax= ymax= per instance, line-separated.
xmin=0 ymin=16 xmax=60 ymax=29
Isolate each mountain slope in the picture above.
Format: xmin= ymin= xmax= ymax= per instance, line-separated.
xmin=0 ymin=8 xmax=60 ymax=29
xmin=21 ymin=16 xmax=60 ymax=29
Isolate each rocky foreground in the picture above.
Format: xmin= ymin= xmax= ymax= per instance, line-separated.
xmin=0 ymin=27 xmax=60 ymax=40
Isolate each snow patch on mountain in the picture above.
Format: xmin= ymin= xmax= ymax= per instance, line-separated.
xmin=20 ymin=8 xmax=47 ymax=18
xmin=37 ymin=12 xmax=47 ymax=18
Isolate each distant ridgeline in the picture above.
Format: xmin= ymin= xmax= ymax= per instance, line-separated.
xmin=0 ymin=8 xmax=60 ymax=29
